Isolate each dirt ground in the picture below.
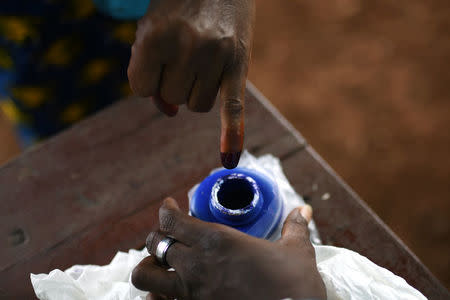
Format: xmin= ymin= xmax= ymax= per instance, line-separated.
xmin=1 ymin=0 xmax=449 ymax=289
xmin=249 ymin=0 xmax=450 ymax=288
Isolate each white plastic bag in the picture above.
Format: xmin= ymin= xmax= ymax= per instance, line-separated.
xmin=31 ymin=249 xmax=148 ymax=300
xmin=316 ymin=245 xmax=426 ymax=300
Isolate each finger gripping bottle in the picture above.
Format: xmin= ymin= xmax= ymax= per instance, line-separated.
xmin=190 ymin=168 xmax=283 ymax=239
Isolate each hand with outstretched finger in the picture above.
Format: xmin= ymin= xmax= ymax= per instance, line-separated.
xmin=128 ymin=0 xmax=255 ymax=169
xmin=132 ymin=198 xmax=327 ymax=300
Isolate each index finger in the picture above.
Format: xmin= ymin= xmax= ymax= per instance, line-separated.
xmin=219 ymin=62 xmax=247 ymax=169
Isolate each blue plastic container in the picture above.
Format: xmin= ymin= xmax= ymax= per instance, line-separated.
xmin=190 ymin=167 xmax=283 ymax=239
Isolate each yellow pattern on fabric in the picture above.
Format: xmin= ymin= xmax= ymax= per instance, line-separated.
xmin=65 ymin=0 xmax=96 ymax=19
xmin=44 ymin=38 xmax=81 ymax=66
xmin=0 ymin=47 xmax=13 ymax=69
xmin=0 ymin=99 xmax=30 ymax=123
xmin=83 ymin=59 xmax=112 ymax=83
xmin=60 ymin=103 xmax=86 ymax=123
xmin=0 ymin=17 xmax=36 ymax=44
xmin=113 ymin=23 xmax=137 ymax=44
xmin=11 ymin=86 xmax=50 ymax=108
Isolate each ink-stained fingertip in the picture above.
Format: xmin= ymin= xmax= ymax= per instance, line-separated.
xmin=220 ymin=151 xmax=241 ymax=169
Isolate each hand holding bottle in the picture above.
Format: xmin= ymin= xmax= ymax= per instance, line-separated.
xmin=132 ymin=198 xmax=327 ymax=300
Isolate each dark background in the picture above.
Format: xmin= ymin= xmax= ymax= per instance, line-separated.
xmin=1 ymin=0 xmax=449 ymax=289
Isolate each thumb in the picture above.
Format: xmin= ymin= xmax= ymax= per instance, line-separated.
xmin=279 ymin=205 xmax=312 ymax=245
xmin=219 ymin=62 xmax=246 ymax=169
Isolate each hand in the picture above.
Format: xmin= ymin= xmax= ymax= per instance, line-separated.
xmin=128 ymin=0 xmax=255 ymax=169
xmin=132 ymin=198 xmax=327 ymax=300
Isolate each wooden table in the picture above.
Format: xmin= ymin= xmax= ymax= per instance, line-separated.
xmin=0 ymin=82 xmax=447 ymax=299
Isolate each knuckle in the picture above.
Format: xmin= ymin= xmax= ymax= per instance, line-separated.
xmin=218 ymin=35 xmax=235 ymax=53
xmin=159 ymin=207 xmax=178 ymax=233
xmin=201 ymin=228 xmax=230 ymax=250
xmin=127 ymin=61 xmax=152 ymax=97
xmin=287 ymin=210 xmax=309 ymax=228
xmin=289 ymin=221 xmax=309 ymax=239
xmin=135 ymin=19 xmax=155 ymax=47
xmin=194 ymin=29 xmax=234 ymax=58
xmin=223 ymin=97 xmax=243 ymax=116
xmin=145 ymin=231 xmax=159 ymax=254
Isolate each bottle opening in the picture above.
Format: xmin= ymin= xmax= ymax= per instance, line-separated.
xmin=217 ymin=177 xmax=255 ymax=210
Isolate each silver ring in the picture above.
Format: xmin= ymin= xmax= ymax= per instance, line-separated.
xmin=155 ymin=237 xmax=176 ymax=266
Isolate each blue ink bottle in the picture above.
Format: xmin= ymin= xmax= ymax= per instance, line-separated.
xmin=190 ymin=167 xmax=283 ymax=239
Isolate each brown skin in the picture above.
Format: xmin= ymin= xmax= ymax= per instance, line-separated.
xmin=127 ymin=0 xmax=255 ymax=169
xmin=132 ymin=198 xmax=327 ymax=300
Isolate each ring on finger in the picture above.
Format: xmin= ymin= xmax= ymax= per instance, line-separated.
xmin=155 ymin=237 xmax=176 ymax=266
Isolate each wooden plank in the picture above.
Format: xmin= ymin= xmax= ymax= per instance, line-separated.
xmin=1 ymin=82 xmax=447 ymax=299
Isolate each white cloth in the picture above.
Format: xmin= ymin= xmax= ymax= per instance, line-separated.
xmin=31 ymin=249 xmax=148 ymax=300
xmin=315 ymin=245 xmax=427 ymax=300
xmin=31 ymin=152 xmax=427 ymax=300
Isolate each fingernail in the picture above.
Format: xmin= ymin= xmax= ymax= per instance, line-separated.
xmin=220 ymin=151 xmax=241 ymax=169
xmin=162 ymin=105 xmax=178 ymax=117
xmin=151 ymin=96 xmax=179 ymax=117
xmin=300 ymin=204 xmax=313 ymax=222
xmin=163 ymin=197 xmax=179 ymax=210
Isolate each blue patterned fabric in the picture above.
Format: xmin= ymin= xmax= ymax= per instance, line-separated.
xmin=93 ymin=0 xmax=150 ymax=20
xmin=0 ymin=0 xmax=146 ymax=146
